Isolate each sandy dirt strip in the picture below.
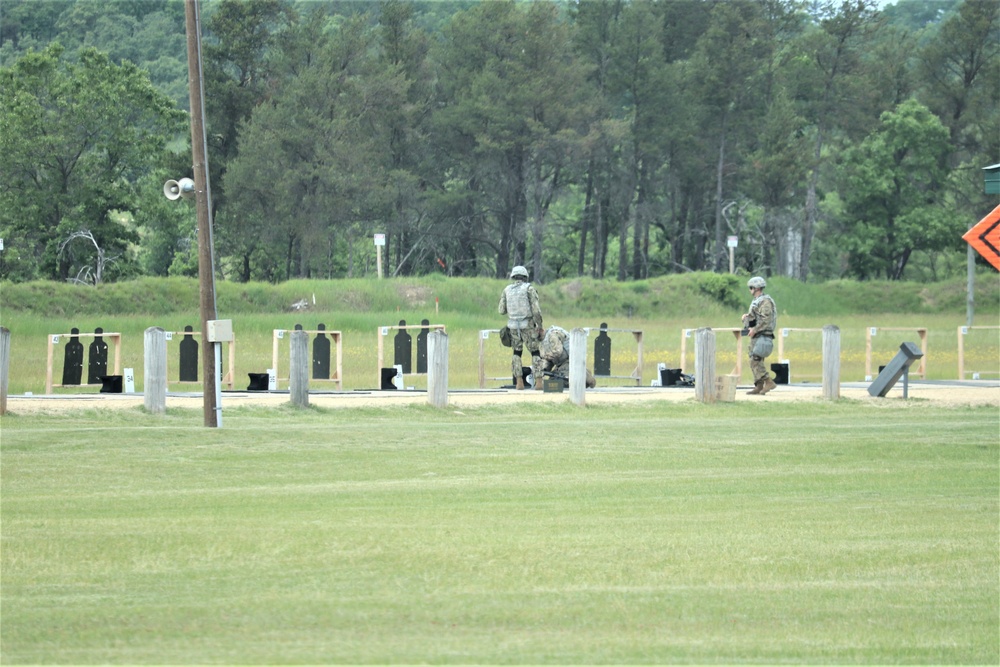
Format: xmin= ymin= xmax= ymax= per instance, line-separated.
xmin=2 ymin=381 xmax=998 ymax=415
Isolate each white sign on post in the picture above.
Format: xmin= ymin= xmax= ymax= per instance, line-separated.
xmin=727 ymin=236 xmax=738 ymax=273
xmin=374 ymin=233 xmax=385 ymax=278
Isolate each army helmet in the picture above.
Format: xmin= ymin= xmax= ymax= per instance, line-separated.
xmin=510 ymin=265 xmax=529 ymax=280
xmin=747 ymin=276 xmax=766 ymax=289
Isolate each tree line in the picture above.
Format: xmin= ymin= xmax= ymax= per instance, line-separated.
xmin=1 ymin=0 xmax=997 ymax=285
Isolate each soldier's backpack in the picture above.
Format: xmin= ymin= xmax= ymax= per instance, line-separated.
xmin=499 ymin=326 xmax=512 ymax=347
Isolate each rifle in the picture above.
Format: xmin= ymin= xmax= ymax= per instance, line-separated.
xmin=543 ymin=368 xmax=598 ymax=389
xmin=541 ymin=370 xmax=569 ymax=388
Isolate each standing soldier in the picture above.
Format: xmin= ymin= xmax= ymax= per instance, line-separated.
xmin=499 ymin=265 xmax=543 ymax=390
xmin=742 ymin=276 xmax=777 ymax=395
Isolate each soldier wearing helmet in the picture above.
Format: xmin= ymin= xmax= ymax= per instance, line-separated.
xmin=498 ymin=265 xmax=544 ymax=390
xmin=742 ymin=276 xmax=777 ymax=395
xmin=539 ymin=325 xmax=597 ymax=389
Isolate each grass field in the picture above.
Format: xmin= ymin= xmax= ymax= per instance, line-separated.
xmin=2 ymin=401 xmax=997 ymax=664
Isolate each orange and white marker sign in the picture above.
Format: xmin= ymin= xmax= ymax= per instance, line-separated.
xmin=963 ymin=204 xmax=1000 ymax=271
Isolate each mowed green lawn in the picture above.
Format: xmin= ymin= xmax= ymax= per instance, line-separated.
xmin=1 ymin=400 xmax=997 ymax=664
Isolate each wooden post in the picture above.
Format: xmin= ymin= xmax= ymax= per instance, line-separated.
xmin=271 ymin=331 xmax=281 ymax=387
xmin=679 ymin=330 xmax=689 ymax=374
xmin=144 ymin=327 xmax=167 ymax=415
xmin=822 ymin=325 xmax=840 ymax=400
xmin=289 ymin=330 xmax=309 ymax=407
xmin=967 ymin=244 xmax=975 ymax=328
xmin=633 ymin=330 xmax=644 ymax=386
xmin=0 ymin=327 xmax=10 ymax=415
xmin=334 ymin=332 xmax=342 ymax=389
xmin=112 ymin=333 xmax=122 ymax=382
xmin=694 ymin=327 xmax=716 ymax=404
xmin=427 ymin=330 xmax=449 ymax=408
xmin=377 ymin=327 xmax=385 ymax=387
xmin=569 ymin=327 xmax=587 ymax=406
xmin=865 ymin=327 xmax=874 ymax=380
xmin=957 ymin=325 xmax=966 ymax=379
xmin=918 ymin=328 xmax=928 ymax=378
xmin=477 ymin=330 xmax=488 ymax=389
xmin=184 ymin=0 xmax=220 ymax=427
xmin=46 ymin=334 xmax=55 ymax=394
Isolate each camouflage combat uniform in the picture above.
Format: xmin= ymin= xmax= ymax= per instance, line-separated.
xmin=498 ymin=278 xmax=543 ymax=385
xmin=539 ymin=326 xmax=596 ymax=388
xmin=745 ymin=292 xmax=777 ymax=384
xmin=539 ymin=326 xmax=570 ymax=375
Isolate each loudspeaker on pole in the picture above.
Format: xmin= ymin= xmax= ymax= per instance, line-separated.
xmin=163 ymin=177 xmax=196 ymax=200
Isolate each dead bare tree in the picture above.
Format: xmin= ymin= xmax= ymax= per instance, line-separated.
xmin=58 ymin=230 xmax=120 ymax=285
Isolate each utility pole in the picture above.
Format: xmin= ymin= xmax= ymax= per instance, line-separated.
xmin=184 ymin=0 xmax=219 ymax=427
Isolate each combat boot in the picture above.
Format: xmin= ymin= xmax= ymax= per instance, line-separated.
xmin=760 ymin=377 xmax=777 ymax=394
xmin=515 ymin=375 xmax=525 ymax=390
xmin=746 ymin=380 xmax=764 ymax=395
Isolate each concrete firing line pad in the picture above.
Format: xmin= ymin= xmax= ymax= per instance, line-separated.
xmin=4 ymin=381 xmax=998 ymax=414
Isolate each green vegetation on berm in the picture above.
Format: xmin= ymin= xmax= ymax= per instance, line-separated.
xmin=2 ymin=273 xmax=998 ymax=319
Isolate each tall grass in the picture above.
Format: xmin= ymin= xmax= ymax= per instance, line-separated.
xmin=1 ymin=274 xmax=998 ymax=394
xmin=2 ymin=401 xmax=997 ymax=664
xmin=0 ymin=312 xmax=996 ymax=395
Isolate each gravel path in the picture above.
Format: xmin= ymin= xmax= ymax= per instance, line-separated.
xmin=4 ymin=381 xmax=998 ymax=415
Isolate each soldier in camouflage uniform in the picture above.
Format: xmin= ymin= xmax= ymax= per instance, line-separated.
xmin=539 ymin=326 xmax=597 ymax=388
xmin=742 ymin=276 xmax=777 ymax=395
xmin=498 ymin=265 xmax=543 ymax=390
xmin=539 ymin=326 xmax=570 ymax=377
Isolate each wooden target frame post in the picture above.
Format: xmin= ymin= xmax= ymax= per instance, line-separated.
xmin=584 ymin=326 xmax=643 ymax=386
xmin=272 ymin=329 xmax=343 ymax=390
xmin=680 ymin=328 xmax=743 ymax=379
xmin=478 ymin=329 xmax=512 ymax=388
xmin=377 ymin=323 xmax=445 ymax=387
xmin=775 ymin=328 xmax=825 ymax=383
xmin=957 ymin=325 xmax=1000 ymax=379
xmin=46 ymin=331 xmax=123 ymax=394
xmin=0 ymin=327 xmax=10 ymax=415
xmin=865 ymin=327 xmax=927 ymax=381
xmin=164 ymin=330 xmax=236 ymax=389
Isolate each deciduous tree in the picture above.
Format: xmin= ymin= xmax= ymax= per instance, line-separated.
xmin=838 ymin=99 xmax=952 ymax=279
xmin=0 ymin=45 xmax=185 ymax=282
